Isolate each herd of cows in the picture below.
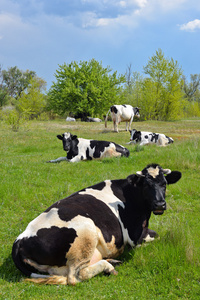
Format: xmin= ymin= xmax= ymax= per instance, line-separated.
xmin=12 ymin=104 xmax=182 ymax=285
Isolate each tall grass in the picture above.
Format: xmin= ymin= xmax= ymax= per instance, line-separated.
xmin=0 ymin=119 xmax=200 ymax=299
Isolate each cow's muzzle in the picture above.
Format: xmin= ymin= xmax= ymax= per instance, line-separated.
xmin=153 ymin=202 xmax=166 ymax=215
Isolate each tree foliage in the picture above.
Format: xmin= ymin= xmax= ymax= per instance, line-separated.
xmin=0 ymin=66 xmax=9 ymax=107
xmin=17 ymin=77 xmax=46 ymax=119
xmin=123 ymin=49 xmax=186 ymax=120
xmin=2 ymin=66 xmax=36 ymax=99
xmin=182 ymin=74 xmax=200 ymax=102
xmin=142 ymin=49 xmax=184 ymax=120
xmin=47 ymin=59 xmax=125 ymax=117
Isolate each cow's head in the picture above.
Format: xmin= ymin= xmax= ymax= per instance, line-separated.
xmin=136 ymin=164 xmax=181 ymax=215
xmin=57 ymin=132 xmax=78 ymax=152
xmin=133 ymin=107 xmax=140 ymax=118
xmin=129 ymin=129 xmax=140 ymax=142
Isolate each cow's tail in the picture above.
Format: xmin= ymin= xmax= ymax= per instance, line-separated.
xmin=105 ymin=108 xmax=110 ymax=128
xmin=25 ymin=275 xmax=68 ymax=285
xmin=12 ymin=239 xmax=33 ymax=277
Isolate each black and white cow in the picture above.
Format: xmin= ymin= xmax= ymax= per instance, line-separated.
xmin=129 ymin=129 xmax=174 ymax=146
xmin=12 ymin=163 xmax=181 ymax=285
xmin=105 ymin=105 xmax=140 ymax=132
xmin=47 ymin=132 xmax=129 ymax=163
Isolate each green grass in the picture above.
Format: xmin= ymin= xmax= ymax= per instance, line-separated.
xmin=0 ymin=119 xmax=200 ymax=299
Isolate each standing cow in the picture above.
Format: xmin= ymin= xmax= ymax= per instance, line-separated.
xmin=47 ymin=132 xmax=129 ymax=163
xmin=105 ymin=105 xmax=140 ymax=132
xmin=12 ymin=163 xmax=181 ymax=285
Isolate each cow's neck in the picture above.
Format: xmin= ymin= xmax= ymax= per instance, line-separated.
xmin=119 ymin=185 xmax=151 ymax=245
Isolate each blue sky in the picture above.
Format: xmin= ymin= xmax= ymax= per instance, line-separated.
xmin=0 ymin=0 xmax=200 ymax=89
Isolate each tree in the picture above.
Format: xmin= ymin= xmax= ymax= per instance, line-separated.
xmin=2 ymin=66 xmax=36 ymax=99
xmin=47 ymin=59 xmax=125 ymax=117
xmin=17 ymin=77 xmax=46 ymax=119
xmin=182 ymin=74 xmax=200 ymax=102
xmin=0 ymin=65 xmax=9 ymax=107
xmin=143 ymin=49 xmax=184 ymax=120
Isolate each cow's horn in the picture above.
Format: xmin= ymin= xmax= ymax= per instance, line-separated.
xmin=163 ymin=169 xmax=171 ymax=175
xmin=136 ymin=171 xmax=145 ymax=177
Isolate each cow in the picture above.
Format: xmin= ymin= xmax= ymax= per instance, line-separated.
xmin=12 ymin=163 xmax=181 ymax=285
xmin=129 ymin=129 xmax=174 ymax=146
xmin=66 ymin=117 xmax=76 ymax=122
xmin=105 ymin=105 xmax=140 ymax=132
xmin=47 ymin=132 xmax=130 ymax=163
xmin=86 ymin=117 xmax=102 ymax=122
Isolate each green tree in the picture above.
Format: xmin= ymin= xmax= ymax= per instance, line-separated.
xmin=140 ymin=78 xmax=158 ymax=120
xmin=182 ymin=74 xmax=200 ymax=102
xmin=17 ymin=77 xmax=46 ymax=119
xmin=0 ymin=66 xmax=9 ymax=107
xmin=122 ymin=65 xmax=143 ymax=107
xmin=2 ymin=66 xmax=36 ymax=99
xmin=47 ymin=59 xmax=125 ymax=117
xmin=143 ymin=49 xmax=184 ymax=120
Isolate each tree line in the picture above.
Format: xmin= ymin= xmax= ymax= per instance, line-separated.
xmin=1 ymin=49 xmax=200 ymax=130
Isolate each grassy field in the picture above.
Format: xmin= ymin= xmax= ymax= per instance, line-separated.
xmin=0 ymin=118 xmax=200 ymax=299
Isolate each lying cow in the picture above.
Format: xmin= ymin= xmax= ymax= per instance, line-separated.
xmin=66 ymin=117 xmax=76 ymax=122
xmin=86 ymin=117 xmax=102 ymax=122
xmin=12 ymin=163 xmax=181 ymax=285
xmin=105 ymin=105 xmax=140 ymax=132
xmin=47 ymin=132 xmax=129 ymax=163
xmin=129 ymin=129 xmax=174 ymax=146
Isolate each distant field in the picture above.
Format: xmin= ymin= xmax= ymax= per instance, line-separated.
xmin=0 ymin=118 xmax=200 ymax=299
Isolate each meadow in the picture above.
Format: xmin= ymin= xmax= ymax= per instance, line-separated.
xmin=0 ymin=118 xmax=200 ymax=299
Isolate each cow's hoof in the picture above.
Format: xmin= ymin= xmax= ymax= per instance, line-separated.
xmin=110 ymin=269 xmax=118 ymax=276
xmin=106 ymin=259 xmax=122 ymax=266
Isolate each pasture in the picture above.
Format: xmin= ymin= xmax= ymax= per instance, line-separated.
xmin=0 ymin=118 xmax=200 ymax=299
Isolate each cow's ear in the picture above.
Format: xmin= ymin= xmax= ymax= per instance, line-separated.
xmin=57 ymin=135 xmax=63 ymax=140
xmin=136 ymin=171 xmax=145 ymax=178
xmin=165 ymin=171 xmax=182 ymax=184
xmin=71 ymin=135 xmax=77 ymax=140
xmin=127 ymin=174 xmax=139 ymax=184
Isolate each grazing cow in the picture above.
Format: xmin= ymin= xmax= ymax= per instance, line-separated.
xmin=12 ymin=163 xmax=181 ymax=285
xmin=129 ymin=129 xmax=174 ymax=146
xmin=47 ymin=132 xmax=129 ymax=163
xmin=105 ymin=105 xmax=140 ymax=132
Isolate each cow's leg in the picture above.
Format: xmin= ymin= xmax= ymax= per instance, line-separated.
xmin=113 ymin=121 xmax=118 ymax=132
xmin=128 ymin=116 xmax=133 ymax=131
xmin=137 ymin=227 xmax=159 ymax=245
xmin=78 ymin=260 xmax=117 ymax=282
xmin=47 ymin=157 xmax=67 ymax=163
xmin=139 ymin=141 xmax=148 ymax=146
xmin=101 ymin=148 xmax=122 ymax=159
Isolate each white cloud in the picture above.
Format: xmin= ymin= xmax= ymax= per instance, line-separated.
xmin=80 ymin=0 xmax=148 ymax=28
xmin=180 ymin=19 xmax=200 ymax=32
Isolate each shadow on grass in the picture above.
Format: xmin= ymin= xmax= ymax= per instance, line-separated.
xmin=117 ymin=245 xmax=137 ymax=264
xmin=0 ymin=254 xmax=22 ymax=283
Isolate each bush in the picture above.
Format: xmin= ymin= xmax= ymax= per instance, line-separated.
xmin=1 ymin=108 xmax=24 ymax=131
